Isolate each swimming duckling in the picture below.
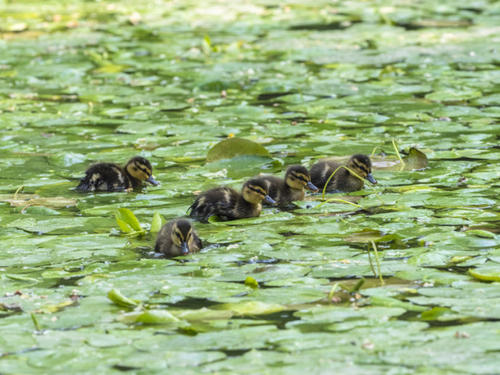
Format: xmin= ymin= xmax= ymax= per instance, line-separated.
xmin=155 ymin=219 xmax=202 ymax=257
xmin=76 ymin=156 xmax=159 ymax=192
xmin=188 ymin=178 xmax=276 ymax=222
xmin=310 ymin=154 xmax=377 ymax=193
xmin=260 ymin=165 xmax=318 ymax=208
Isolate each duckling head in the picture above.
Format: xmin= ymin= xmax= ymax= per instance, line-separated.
xmin=242 ymin=178 xmax=276 ymax=205
xmin=170 ymin=219 xmax=195 ymax=255
xmin=125 ymin=156 xmax=159 ymax=185
xmin=347 ymin=154 xmax=377 ymax=184
xmin=285 ymin=165 xmax=318 ymax=192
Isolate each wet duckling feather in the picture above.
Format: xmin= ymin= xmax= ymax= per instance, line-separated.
xmin=76 ymin=156 xmax=159 ymax=192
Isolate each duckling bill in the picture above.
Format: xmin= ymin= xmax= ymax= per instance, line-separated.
xmin=188 ymin=178 xmax=276 ymax=222
xmin=310 ymin=154 xmax=377 ymax=193
xmin=260 ymin=165 xmax=318 ymax=207
xmin=76 ymin=156 xmax=159 ymax=192
xmin=155 ymin=219 xmax=202 ymax=257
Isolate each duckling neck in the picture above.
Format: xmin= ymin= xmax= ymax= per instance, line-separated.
xmin=284 ymin=184 xmax=305 ymax=201
xmin=240 ymin=196 xmax=262 ymax=216
xmin=123 ymin=166 xmax=140 ymax=188
xmin=337 ymin=167 xmax=364 ymax=192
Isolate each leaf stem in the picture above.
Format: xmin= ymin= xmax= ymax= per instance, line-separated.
xmin=316 ymin=198 xmax=362 ymax=209
xmin=14 ymin=185 xmax=24 ymax=200
xmin=392 ymin=138 xmax=405 ymax=171
xmin=328 ymin=283 xmax=339 ymax=301
xmin=31 ymin=312 xmax=41 ymax=331
xmin=321 ymin=166 xmax=367 ymax=200
xmin=370 ymin=240 xmax=385 ymax=285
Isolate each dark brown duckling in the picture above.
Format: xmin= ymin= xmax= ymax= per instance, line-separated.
xmin=155 ymin=219 xmax=202 ymax=257
xmin=76 ymin=156 xmax=159 ymax=192
xmin=188 ymin=178 xmax=276 ymax=222
xmin=260 ymin=165 xmax=318 ymax=208
xmin=310 ymin=154 xmax=377 ymax=193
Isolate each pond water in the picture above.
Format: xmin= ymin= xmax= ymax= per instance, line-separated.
xmin=0 ymin=0 xmax=499 ymax=373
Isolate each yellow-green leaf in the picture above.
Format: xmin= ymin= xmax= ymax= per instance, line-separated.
xmin=115 ymin=208 xmax=142 ymax=232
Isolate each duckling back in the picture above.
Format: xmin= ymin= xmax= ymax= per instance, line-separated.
xmin=188 ymin=186 xmax=240 ymax=221
xmin=76 ymin=163 xmax=130 ymax=192
xmin=76 ymin=156 xmax=159 ymax=193
xmin=310 ymin=154 xmax=376 ymax=193
xmin=155 ymin=219 xmax=202 ymax=257
xmin=188 ymin=179 xmax=273 ymax=221
xmin=259 ymin=175 xmax=305 ymax=207
xmin=260 ymin=165 xmax=318 ymax=207
xmin=259 ymin=175 xmax=288 ymax=206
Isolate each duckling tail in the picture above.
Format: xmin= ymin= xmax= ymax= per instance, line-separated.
xmin=76 ymin=180 xmax=90 ymax=192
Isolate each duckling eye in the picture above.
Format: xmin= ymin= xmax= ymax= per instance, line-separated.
xmin=249 ymin=187 xmax=265 ymax=196
xmin=292 ymin=173 xmax=308 ymax=183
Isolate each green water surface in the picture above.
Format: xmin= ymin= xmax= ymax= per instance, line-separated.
xmin=0 ymin=0 xmax=499 ymax=373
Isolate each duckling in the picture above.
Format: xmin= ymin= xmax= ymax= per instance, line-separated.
xmin=76 ymin=156 xmax=159 ymax=192
xmin=310 ymin=154 xmax=377 ymax=193
xmin=155 ymin=219 xmax=202 ymax=257
xmin=188 ymin=178 xmax=276 ymax=222
xmin=260 ymin=165 xmax=318 ymax=208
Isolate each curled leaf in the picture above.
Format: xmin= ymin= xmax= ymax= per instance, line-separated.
xmin=107 ymin=289 xmax=140 ymax=309
xmin=151 ymin=212 xmax=164 ymax=234
xmin=115 ymin=208 xmax=143 ymax=234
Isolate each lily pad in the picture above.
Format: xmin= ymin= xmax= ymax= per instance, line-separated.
xmin=206 ymin=137 xmax=271 ymax=162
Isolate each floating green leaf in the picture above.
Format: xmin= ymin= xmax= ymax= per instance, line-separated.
xmin=404 ymin=147 xmax=428 ymax=170
xmin=245 ymin=276 xmax=259 ymax=289
xmin=468 ymin=265 xmax=500 ymax=282
xmin=118 ymin=309 xmax=182 ymax=324
xmin=217 ymin=301 xmax=285 ymax=316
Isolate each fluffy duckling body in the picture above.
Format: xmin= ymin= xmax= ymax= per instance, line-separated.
xmin=76 ymin=156 xmax=159 ymax=192
xmin=155 ymin=219 xmax=202 ymax=257
xmin=310 ymin=154 xmax=377 ymax=193
xmin=188 ymin=179 xmax=276 ymax=222
xmin=260 ymin=165 xmax=318 ymax=208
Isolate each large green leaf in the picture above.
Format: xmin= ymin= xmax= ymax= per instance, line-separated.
xmin=206 ymin=137 xmax=271 ymax=162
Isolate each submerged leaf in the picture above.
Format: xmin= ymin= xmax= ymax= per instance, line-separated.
xmin=404 ymin=147 xmax=428 ymax=170
xmin=1 ymin=195 xmax=77 ymax=208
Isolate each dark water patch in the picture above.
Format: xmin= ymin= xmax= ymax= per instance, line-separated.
xmin=289 ymin=20 xmax=361 ymax=31
xmin=257 ymin=92 xmax=293 ymax=101
xmin=394 ymin=19 xmax=473 ymax=30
